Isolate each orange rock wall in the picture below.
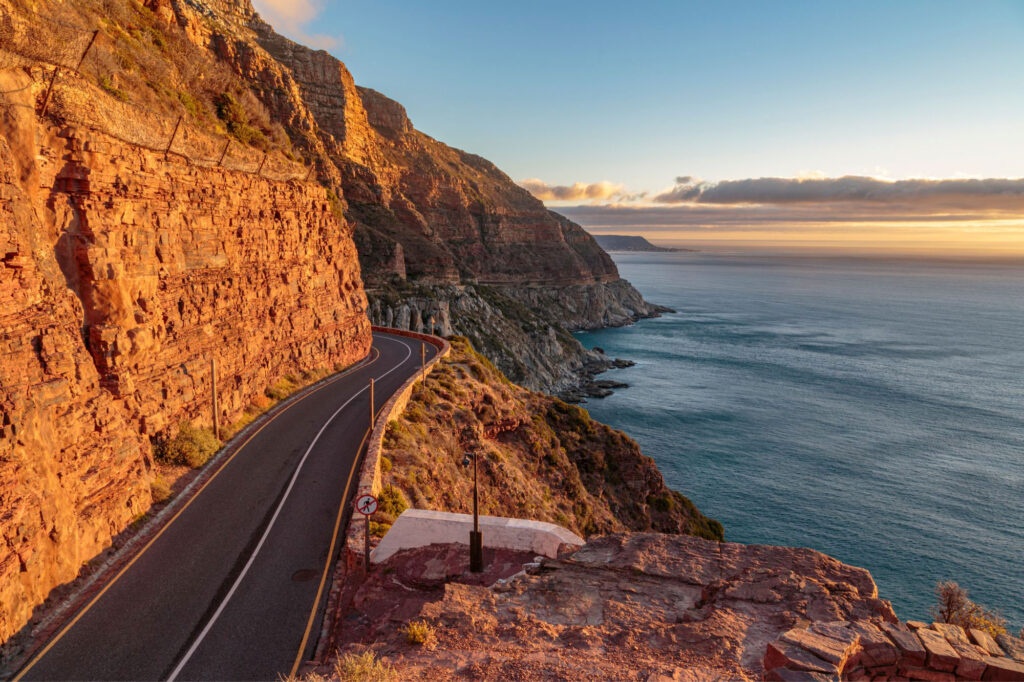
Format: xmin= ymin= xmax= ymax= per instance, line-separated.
xmin=0 ymin=72 xmax=371 ymax=643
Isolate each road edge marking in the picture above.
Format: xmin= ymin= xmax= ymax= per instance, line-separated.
xmin=289 ymin=334 xmax=424 ymax=676
xmin=12 ymin=345 xmax=382 ymax=682
xmin=166 ymin=336 xmax=413 ymax=681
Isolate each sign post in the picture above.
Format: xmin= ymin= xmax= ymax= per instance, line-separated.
xmin=355 ymin=493 xmax=378 ymax=573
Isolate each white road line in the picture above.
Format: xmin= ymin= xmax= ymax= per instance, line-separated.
xmin=166 ymin=334 xmax=413 ymax=681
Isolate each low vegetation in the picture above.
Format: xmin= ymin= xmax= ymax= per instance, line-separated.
xmin=403 ymin=620 xmax=437 ymax=648
xmin=931 ymin=580 xmax=1007 ymax=638
xmin=331 ymin=651 xmax=397 ymax=682
xmin=154 ymin=422 xmax=220 ymax=468
xmin=377 ymin=336 xmax=723 ymax=541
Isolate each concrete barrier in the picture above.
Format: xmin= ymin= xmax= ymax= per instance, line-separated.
xmin=371 ymin=509 xmax=585 ymax=563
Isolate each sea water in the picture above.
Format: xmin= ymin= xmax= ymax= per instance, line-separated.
xmin=576 ymin=251 xmax=1024 ymax=627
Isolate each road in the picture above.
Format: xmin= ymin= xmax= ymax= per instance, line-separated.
xmin=15 ymin=330 xmax=438 ymax=681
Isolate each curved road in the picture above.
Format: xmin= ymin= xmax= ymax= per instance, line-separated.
xmin=15 ymin=331 xmax=438 ymax=681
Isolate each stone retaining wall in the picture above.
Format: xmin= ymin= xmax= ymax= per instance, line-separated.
xmin=313 ymin=326 xmax=449 ymax=661
xmin=764 ymin=618 xmax=1024 ymax=681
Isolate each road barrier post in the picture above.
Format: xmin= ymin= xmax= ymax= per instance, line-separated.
xmin=211 ymin=357 xmax=220 ymax=441
xmin=216 ymin=139 xmax=230 ymax=166
xmin=38 ymin=67 xmax=59 ymax=117
xmin=164 ymin=115 xmax=182 ymax=160
xmin=421 ymin=342 xmax=426 ymax=382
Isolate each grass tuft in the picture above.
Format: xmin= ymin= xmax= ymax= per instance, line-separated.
xmin=154 ymin=422 xmax=220 ymax=468
xmin=403 ymin=620 xmax=437 ymax=648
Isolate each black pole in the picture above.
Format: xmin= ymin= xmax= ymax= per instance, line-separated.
xmin=469 ymin=453 xmax=483 ymax=572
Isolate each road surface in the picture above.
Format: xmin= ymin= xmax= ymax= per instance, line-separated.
xmin=15 ymin=331 xmax=438 ymax=681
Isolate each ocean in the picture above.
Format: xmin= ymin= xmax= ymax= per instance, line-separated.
xmin=576 ymin=251 xmax=1024 ymax=627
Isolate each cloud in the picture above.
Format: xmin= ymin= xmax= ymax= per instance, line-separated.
xmin=519 ymin=178 xmax=629 ymax=203
xmin=252 ymin=0 xmax=339 ymax=49
xmin=653 ymin=175 xmax=1024 ymax=211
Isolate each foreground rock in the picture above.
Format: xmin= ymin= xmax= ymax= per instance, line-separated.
xmin=323 ymin=533 xmax=898 ymax=680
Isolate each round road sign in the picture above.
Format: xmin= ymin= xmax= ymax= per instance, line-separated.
xmin=355 ymin=494 xmax=378 ymax=516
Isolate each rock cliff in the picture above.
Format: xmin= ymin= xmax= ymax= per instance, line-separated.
xmin=160 ymin=0 xmax=667 ymax=392
xmin=376 ymin=337 xmax=722 ymax=540
xmin=0 ymin=59 xmax=369 ymax=643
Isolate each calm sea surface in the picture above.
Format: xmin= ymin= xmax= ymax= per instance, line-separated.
xmin=577 ymin=252 xmax=1024 ymax=626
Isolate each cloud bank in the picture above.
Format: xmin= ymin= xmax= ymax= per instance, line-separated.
xmin=252 ymin=0 xmax=338 ymax=49
xmin=653 ymin=175 xmax=1024 ymax=211
xmin=518 ymin=178 xmax=639 ymax=203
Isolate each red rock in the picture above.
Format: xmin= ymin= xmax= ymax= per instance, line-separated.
xmin=907 ymin=621 xmax=929 ymax=630
xmin=848 ymin=621 xmax=899 ymax=666
xmin=997 ymin=634 xmax=1024 ymax=663
xmin=915 ymin=627 xmax=960 ymax=672
xmin=780 ymin=627 xmax=858 ymax=667
xmin=969 ymin=629 xmax=1005 ymax=657
xmin=765 ymin=667 xmax=835 ymax=682
xmin=899 ymin=666 xmax=956 ymax=682
xmin=0 ymin=68 xmax=370 ymax=643
xmin=931 ymin=623 xmax=988 ymax=679
xmin=764 ymin=640 xmax=839 ymax=676
xmin=982 ymin=656 xmax=1024 ymax=681
xmin=882 ymin=623 xmax=928 ymax=667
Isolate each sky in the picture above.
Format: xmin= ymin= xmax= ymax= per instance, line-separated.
xmin=253 ymin=0 xmax=1024 ymax=254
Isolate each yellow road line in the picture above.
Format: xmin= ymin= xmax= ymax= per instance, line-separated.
xmin=13 ymin=346 xmax=382 ymax=682
xmin=289 ymin=336 xmax=417 ymax=676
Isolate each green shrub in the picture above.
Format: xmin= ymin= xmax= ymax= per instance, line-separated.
xmin=177 ymin=91 xmax=202 ymax=119
xmin=377 ymin=485 xmax=408 ymax=518
xmin=150 ymin=476 xmax=171 ymax=503
xmin=332 ymin=651 xmax=397 ymax=681
xmin=98 ymin=75 xmax=129 ymax=102
xmin=214 ymin=92 xmax=266 ymax=147
xmin=380 ymin=456 xmax=392 ymax=474
xmin=403 ymin=620 xmax=437 ymax=648
xmin=155 ymin=422 xmax=220 ymax=468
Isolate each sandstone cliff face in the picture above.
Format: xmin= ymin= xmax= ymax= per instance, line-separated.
xmin=0 ymin=66 xmax=370 ymax=643
xmin=378 ymin=337 xmax=722 ymax=540
xmin=162 ymin=0 xmax=665 ymax=392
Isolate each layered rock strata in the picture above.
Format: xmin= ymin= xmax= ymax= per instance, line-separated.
xmin=763 ymin=619 xmax=1024 ymax=681
xmin=0 ymin=69 xmax=370 ymax=643
xmin=164 ymin=0 xmax=666 ymax=392
xmin=322 ymin=533 xmax=896 ymax=680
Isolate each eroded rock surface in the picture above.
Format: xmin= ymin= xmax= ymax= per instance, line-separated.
xmin=325 ymin=533 xmax=897 ymax=681
xmin=0 ymin=68 xmax=370 ymax=643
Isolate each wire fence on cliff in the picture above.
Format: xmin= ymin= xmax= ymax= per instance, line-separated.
xmin=0 ymin=2 xmax=314 ymax=182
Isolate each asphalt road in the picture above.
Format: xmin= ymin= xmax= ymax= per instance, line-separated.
xmin=15 ymin=331 xmax=437 ymax=681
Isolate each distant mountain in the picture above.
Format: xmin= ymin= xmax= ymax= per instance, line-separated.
xmin=593 ymin=235 xmax=691 ymax=252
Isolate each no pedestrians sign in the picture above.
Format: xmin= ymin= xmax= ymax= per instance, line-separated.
xmin=356 ymin=494 xmax=378 ymax=516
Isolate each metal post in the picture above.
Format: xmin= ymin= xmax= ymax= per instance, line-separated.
xmin=470 ymin=453 xmax=483 ymax=572
xmin=211 ymin=357 xmax=220 ymax=441
xmin=303 ymin=164 xmax=315 ymax=182
xmin=216 ymin=139 xmax=230 ymax=166
xmin=421 ymin=342 xmax=426 ymax=382
xmin=39 ymin=67 xmax=60 ymax=117
xmin=73 ymin=30 xmax=100 ymax=73
xmin=369 ymin=378 xmax=374 ymax=430
xmin=164 ymin=115 xmax=183 ymax=160
xmin=364 ymin=514 xmax=371 ymax=573
xmin=256 ymin=152 xmax=268 ymax=176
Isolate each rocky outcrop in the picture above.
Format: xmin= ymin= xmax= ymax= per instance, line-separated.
xmin=0 ymin=67 xmax=370 ymax=644
xmin=366 ymin=283 xmax=634 ymax=393
xmin=764 ymin=619 xmax=1024 ymax=681
xmin=162 ymin=0 xmax=666 ymax=392
xmin=321 ymin=533 xmax=896 ymax=680
xmin=377 ymin=337 xmax=722 ymax=540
